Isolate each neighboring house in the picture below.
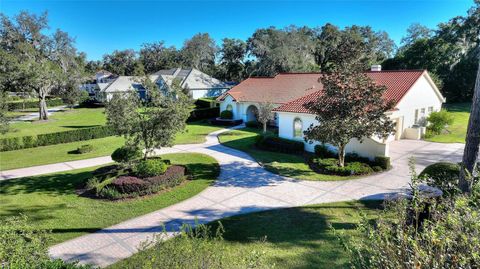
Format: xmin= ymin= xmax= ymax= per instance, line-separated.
xmin=83 ymin=68 xmax=233 ymax=102
xmin=218 ymin=66 xmax=445 ymax=159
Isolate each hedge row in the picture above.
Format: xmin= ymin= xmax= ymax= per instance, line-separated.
xmin=194 ymin=98 xmax=218 ymax=109
xmin=7 ymin=98 xmax=64 ymax=111
xmin=188 ymin=107 xmax=219 ymax=122
xmin=0 ymin=125 xmax=114 ymax=152
xmin=255 ymin=135 xmax=304 ymax=154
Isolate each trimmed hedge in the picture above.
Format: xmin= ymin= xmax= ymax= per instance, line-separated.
xmin=374 ymin=156 xmax=391 ymax=170
xmin=309 ymin=157 xmax=374 ymax=176
xmin=0 ymin=125 xmax=115 ymax=152
xmin=245 ymin=121 xmax=261 ymax=128
xmin=220 ymin=110 xmax=233 ymax=119
xmin=76 ymin=144 xmax=94 ymax=154
xmin=255 ymin=135 xmax=304 ymax=154
xmin=419 ymin=162 xmax=461 ymax=196
xmin=314 ymin=144 xmax=336 ymax=158
xmin=194 ymin=98 xmax=217 ymax=109
xmin=188 ymin=107 xmax=219 ymax=122
xmin=134 ymin=159 xmax=168 ymax=178
xmin=7 ymin=98 xmax=64 ymax=111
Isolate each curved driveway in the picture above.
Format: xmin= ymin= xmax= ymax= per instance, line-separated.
xmin=44 ymin=128 xmax=464 ymax=267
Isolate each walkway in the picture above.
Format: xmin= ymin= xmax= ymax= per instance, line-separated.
xmin=1 ymin=128 xmax=465 ymax=267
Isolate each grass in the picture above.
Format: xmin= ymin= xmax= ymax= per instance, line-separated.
xmin=218 ymin=127 xmax=358 ymax=181
xmin=0 ymin=153 xmax=219 ymax=245
xmin=425 ymin=103 xmax=470 ymax=143
xmin=0 ymin=121 xmax=222 ymax=171
xmin=2 ymin=107 xmax=107 ymax=138
xmin=0 ymin=136 xmax=125 ymax=170
xmin=110 ymin=200 xmax=384 ymax=269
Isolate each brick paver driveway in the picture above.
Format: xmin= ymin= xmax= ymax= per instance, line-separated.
xmin=35 ymin=129 xmax=465 ymax=267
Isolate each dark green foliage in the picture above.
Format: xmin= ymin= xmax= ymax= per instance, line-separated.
xmin=134 ymin=159 xmax=168 ymax=178
xmin=255 ymin=135 xmax=304 ymax=154
xmin=0 ymin=215 xmax=90 ymax=268
xmin=345 ymin=152 xmax=371 ymax=164
xmin=219 ymin=110 xmax=233 ymax=119
xmin=111 ymin=176 xmax=149 ymax=194
xmin=419 ymin=162 xmax=461 ymax=196
xmin=373 ymin=156 xmax=391 ymax=170
xmin=310 ymin=157 xmax=374 ymax=176
xmin=0 ymin=126 xmax=114 ymax=152
xmin=194 ymin=98 xmax=218 ymax=109
xmin=426 ymin=110 xmax=455 ymax=134
xmin=245 ymin=120 xmax=261 ymax=128
xmin=6 ymin=98 xmax=64 ymax=111
xmin=76 ymin=144 xmax=93 ymax=154
xmin=188 ymin=107 xmax=219 ymax=121
xmin=314 ymin=144 xmax=336 ymax=158
xmin=111 ymin=146 xmax=142 ymax=164
xmin=209 ymin=118 xmax=243 ymax=126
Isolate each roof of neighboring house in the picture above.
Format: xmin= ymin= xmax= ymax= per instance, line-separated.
xmin=273 ymin=70 xmax=428 ymax=114
xmin=101 ymin=75 xmax=158 ymax=93
xmin=155 ymin=68 xmax=232 ymax=90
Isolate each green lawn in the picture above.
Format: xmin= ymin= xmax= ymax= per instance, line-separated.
xmin=425 ymin=103 xmax=470 ymax=143
xmin=0 ymin=121 xmax=222 ymax=171
xmin=218 ymin=128 xmax=358 ymax=181
xmin=0 ymin=153 xmax=219 ymax=245
xmin=2 ymin=107 xmax=107 ymax=138
xmin=110 ymin=200 xmax=384 ymax=269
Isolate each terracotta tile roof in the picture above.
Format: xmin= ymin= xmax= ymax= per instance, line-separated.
xmin=271 ymin=70 xmax=426 ymax=114
xmin=217 ymin=73 xmax=324 ymax=104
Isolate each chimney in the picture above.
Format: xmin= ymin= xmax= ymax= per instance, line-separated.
xmin=371 ymin=65 xmax=382 ymax=72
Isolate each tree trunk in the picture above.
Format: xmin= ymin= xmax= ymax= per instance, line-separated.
xmin=459 ymin=59 xmax=480 ymax=193
xmin=39 ymin=94 xmax=48 ymax=120
xmin=263 ymin=122 xmax=267 ymax=133
xmin=338 ymin=144 xmax=346 ymax=167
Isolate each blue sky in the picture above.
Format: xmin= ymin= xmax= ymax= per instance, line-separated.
xmin=0 ymin=0 xmax=474 ymax=60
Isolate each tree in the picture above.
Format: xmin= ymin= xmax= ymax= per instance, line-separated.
xmin=304 ymin=71 xmax=395 ymax=167
xmin=218 ymin=38 xmax=247 ymax=82
xmin=61 ymin=88 xmax=89 ymax=108
xmin=105 ymin=78 xmax=192 ymax=159
xmin=140 ymin=41 xmax=180 ymax=73
xmin=0 ymin=91 xmax=8 ymax=134
xmin=257 ymin=101 xmax=275 ymax=133
xmin=459 ymin=57 xmax=480 ymax=193
xmin=103 ymin=49 xmax=144 ymax=76
xmin=400 ymin=23 xmax=432 ymax=48
xmin=181 ymin=33 xmax=217 ymax=73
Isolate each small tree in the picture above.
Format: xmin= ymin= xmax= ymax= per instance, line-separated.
xmin=61 ymin=88 xmax=89 ymax=109
xmin=304 ymin=71 xmax=395 ymax=167
xmin=0 ymin=91 xmax=8 ymax=134
xmin=105 ymin=77 xmax=192 ymax=160
xmin=257 ymin=101 xmax=275 ymax=133
xmin=426 ymin=109 xmax=454 ymax=134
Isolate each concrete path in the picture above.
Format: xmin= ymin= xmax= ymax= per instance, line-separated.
xmin=10 ymin=105 xmax=67 ymax=122
xmin=44 ymin=128 xmax=464 ymax=268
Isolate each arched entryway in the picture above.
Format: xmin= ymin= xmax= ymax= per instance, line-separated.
xmin=246 ymin=105 xmax=258 ymax=122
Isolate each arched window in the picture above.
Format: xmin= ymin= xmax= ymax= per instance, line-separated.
xmin=226 ymin=104 xmax=233 ymax=111
xmin=293 ymin=118 xmax=303 ymax=138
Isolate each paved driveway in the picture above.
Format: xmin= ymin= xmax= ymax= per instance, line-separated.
xmin=48 ymin=130 xmax=465 ymax=267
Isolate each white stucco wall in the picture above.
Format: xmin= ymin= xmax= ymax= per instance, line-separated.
xmin=393 ymin=74 xmax=444 ymax=138
xmin=219 ymin=97 xmax=281 ymax=123
xmin=277 ymin=112 xmax=389 ymax=159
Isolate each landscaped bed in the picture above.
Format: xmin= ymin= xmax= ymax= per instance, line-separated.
xmin=109 ymin=200 xmax=385 ymax=269
xmin=219 ymin=127 xmax=389 ymax=181
xmin=0 ymin=153 xmax=219 ymax=244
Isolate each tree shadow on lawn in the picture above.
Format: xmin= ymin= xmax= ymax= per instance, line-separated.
xmin=0 ymin=170 xmax=92 ymax=196
xmin=0 ymin=203 xmax=70 ymax=222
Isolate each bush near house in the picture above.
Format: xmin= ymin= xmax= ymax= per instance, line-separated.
xmin=6 ymin=98 xmax=64 ymax=111
xmin=245 ymin=120 xmax=262 ymax=128
xmin=309 ymin=158 xmax=374 ymax=176
xmin=255 ymin=134 xmax=304 ymax=154
xmin=0 ymin=126 xmax=114 ymax=152
xmin=188 ymin=107 xmax=219 ymax=121
xmin=426 ymin=109 xmax=455 ymax=135
xmin=220 ymin=110 xmax=233 ymax=119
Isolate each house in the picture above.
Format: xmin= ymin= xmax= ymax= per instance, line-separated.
xmin=84 ymin=68 xmax=233 ymax=102
xmin=217 ymin=66 xmax=445 ymax=159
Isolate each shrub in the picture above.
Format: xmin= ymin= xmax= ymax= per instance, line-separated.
xmin=111 ymin=176 xmax=148 ymax=194
xmin=372 ymin=166 xmax=383 ymax=172
xmin=22 ymin=136 xmax=36 ymax=148
xmin=98 ymin=187 xmax=123 ymax=200
xmin=6 ymin=98 xmax=64 ymax=111
xmin=245 ymin=121 xmax=261 ymax=128
xmin=256 ymin=135 xmax=304 ymax=154
xmin=374 ymin=156 xmax=391 ymax=170
xmin=145 ymin=165 xmax=186 ymax=187
xmin=0 ymin=215 xmax=90 ymax=268
xmin=310 ymin=158 xmax=374 ymax=176
xmin=345 ymin=152 xmax=371 ymax=164
xmin=419 ymin=162 xmax=461 ymax=196
xmin=219 ymin=110 xmax=233 ymax=119
xmin=426 ymin=109 xmax=454 ymax=135
xmin=111 ymin=146 xmax=142 ymax=164
xmin=188 ymin=107 xmax=219 ymax=121
xmin=76 ymin=144 xmax=93 ymax=154
xmin=314 ymin=144 xmax=336 ymax=158
xmin=134 ymin=159 xmax=168 ymax=178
